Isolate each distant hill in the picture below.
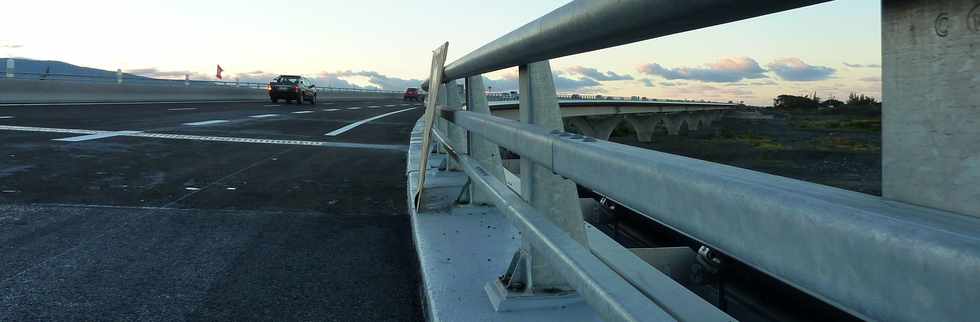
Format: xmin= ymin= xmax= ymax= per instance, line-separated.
xmin=0 ymin=58 xmax=148 ymax=80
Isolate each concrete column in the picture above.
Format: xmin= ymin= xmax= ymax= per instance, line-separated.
xmin=626 ymin=115 xmax=663 ymax=142
xmin=4 ymin=58 xmax=13 ymax=78
xmin=518 ymin=61 xmax=585 ymax=290
xmin=445 ymin=80 xmax=467 ymax=171
xmin=883 ymin=0 xmax=980 ymax=217
xmin=566 ymin=117 xmax=598 ymax=137
xmin=662 ymin=114 xmax=689 ymax=136
xmin=466 ymin=75 xmax=505 ymax=205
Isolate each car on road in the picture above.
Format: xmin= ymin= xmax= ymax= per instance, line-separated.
xmin=404 ymin=88 xmax=421 ymax=101
xmin=268 ymin=75 xmax=317 ymax=105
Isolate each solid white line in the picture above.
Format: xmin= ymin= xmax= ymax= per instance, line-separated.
xmin=167 ymin=108 xmax=198 ymax=111
xmin=292 ymin=110 xmax=314 ymax=114
xmin=263 ymin=104 xmax=281 ymax=107
xmin=0 ymin=100 xmax=261 ymax=107
xmin=367 ymin=106 xmax=380 ymax=108
xmin=323 ymin=109 xmax=340 ymax=112
xmin=0 ymin=116 xmax=14 ymax=119
xmin=325 ymin=107 xmax=417 ymax=136
xmin=183 ymin=120 xmax=229 ymax=126
xmin=53 ymin=130 xmax=143 ymax=142
xmin=249 ymin=114 xmax=279 ymax=118
xmin=385 ymin=105 xmax=396 ymax=107
xmin=347 ymin=107 xmax=362 ymax=110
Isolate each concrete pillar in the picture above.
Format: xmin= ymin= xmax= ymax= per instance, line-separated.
xmin=566 ymin=117 xmax=598 ymax=137
xmin=4 ymin=58 xmax=13 ymax=78
xmin=466 ymin=75 xmax=505 ymax=205
xmin=445 ymin=80 xmax=467 ymax=171
xmin=625 ymin=115 xmax=662 ymax=142
xmin=518 ymin=61 xmax=585 ymax=290
xmin=883 ymin=0 xmax=980 ymax=217
xmin=662 ymin=114 xmax=689 ymax=136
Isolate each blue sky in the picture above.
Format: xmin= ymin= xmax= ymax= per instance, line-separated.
xmin=1 ymin=0 xmax=880 ymax=105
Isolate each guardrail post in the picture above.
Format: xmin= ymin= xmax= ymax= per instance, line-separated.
xmin=465 ymin=75 xmax=504 ymax=205
xmin=883 ymin=0 xmax=980 ymax=217
xmin=445 ymin=80 xmax=468 ymax=171
xmin=116 ymin=69 xmax=123 ymax=84
xmin=435 ymin=83 xmax=450 ymax=157
xmin=516 ymin=60 xmax=586 ymax=290
xmin=4 ymin=58 xmax=13 ymax=78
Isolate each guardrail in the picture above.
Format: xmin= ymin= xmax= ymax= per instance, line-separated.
xmin=486 ymin=92 xmax=735 ymax=105
xmin=414 ymin=1 xmax=980 ymax=322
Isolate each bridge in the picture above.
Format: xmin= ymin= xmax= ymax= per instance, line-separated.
xmin=0 ymin=1 xmax=978 ymax=322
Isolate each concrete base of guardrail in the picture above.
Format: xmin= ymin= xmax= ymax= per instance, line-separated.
xmin=0 ymin=79 xmax=400 ymax=104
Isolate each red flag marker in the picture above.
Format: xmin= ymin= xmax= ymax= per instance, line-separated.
xmin=216 ymin=65 xmax=224 ymax=80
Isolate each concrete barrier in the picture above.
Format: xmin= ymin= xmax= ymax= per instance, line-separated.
xmin=0 ymin=79 xmax=400 ymax=104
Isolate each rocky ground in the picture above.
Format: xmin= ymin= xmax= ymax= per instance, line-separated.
xmin=607 ymin=107 xmax=882 ymax=196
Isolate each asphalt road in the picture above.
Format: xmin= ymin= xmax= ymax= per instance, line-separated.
xmin=0 ymin=99 xmax=425 ymax=321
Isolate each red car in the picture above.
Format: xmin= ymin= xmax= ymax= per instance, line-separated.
xmin=404 ymin=88 xmax=421 ymax=101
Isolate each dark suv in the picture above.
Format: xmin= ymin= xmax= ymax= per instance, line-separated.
xmin=268 ymin=75 xmax=317 ymax=105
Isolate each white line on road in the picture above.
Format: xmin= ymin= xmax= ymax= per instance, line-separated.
xmin=325 ymin=107 xmax=417 ymax=136
xmin=168 ymin=108 xmax=198 ymax=111
xmin=53 ymin=130 xmax=143 ymax=142
xmin=249 ymin=114 xmax=279 ymax=118
xmin=366 ymin=106 xmax=380 ymax=108
xmin=323 ymin=109 xmax=341 ymax=112
xmin=347 ymin=107 xmax=362 ymax=110
xmin=0 ymin=100 xmax=261 ymax=107
xmin=183 ymin=120 xmax=230 ymax=126
xmin=0 ymin=125 xmax=405 ymax=151
xmin=385 ymin=105 xmax=396 ymax=107
xmin=292 ymin=110 xmax=314 ymax=114
xmin=0 ymin=116 xmax=14 ymax=119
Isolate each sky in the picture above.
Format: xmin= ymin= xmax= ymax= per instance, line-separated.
xmin=0 ymin=0 xmax=881 ymax=105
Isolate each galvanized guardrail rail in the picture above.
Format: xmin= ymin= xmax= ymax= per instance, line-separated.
xmin=413 ymin=1 xmax=980 ymax=322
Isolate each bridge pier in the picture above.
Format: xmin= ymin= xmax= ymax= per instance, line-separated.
xmin=883 ymin=0 xmax=980 ymax=217
xmin=662 ymin=113 xmax=690 ymax=136
xmin=566 ymin=116 xmax=622 ymax=141
xmin=624 ymin=115 xmax=663 ymax=142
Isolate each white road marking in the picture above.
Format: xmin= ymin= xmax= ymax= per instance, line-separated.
xmin=366 ymin=106 xmax=380 ymax=108
xmin=385 ymin=105 xmax=396 ymax=107
xmin=325 ymin=107 xmax=417 ymax=136
xmin=183 ymin=120 xmax=230 ymax=126
xmin=347 ymin=107 xmax=362 ymax=110
xmin=292 ymin=110 xmax=314 ymax=114
xmin=263 ymin=104 xmax=281 ymax=107
xmin=167 ymin=108 xmax=198 ymax=111
xmin=0 ymin=100 xmax=260 ymax=107
xmin=249 ymin=114 xmax=279 ymax=118
xmin=53 ymin=130 xmax=143 ymax=142
xmin=323 ymin=109 xmax=341 ymax=112
xmin=0 ymin=125 xmax=407 ymax=151
xmin=0 ymin=116 xmax=14 ymax=119
xmin=368 ymin=106 xmax=380 ymax=109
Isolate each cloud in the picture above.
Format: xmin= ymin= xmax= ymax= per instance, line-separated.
xmin=482 ymin=72 xmax=603 ymax=93
xmin=659 ymin=82 xmax=684 ymax=87
xmin=637 ymin=57 xmax=767 ymax=83
xmin=858 ymin=76 xmax=881 ymax=82
xmin=640 ymin=78 xmax=655 ymax=87
xmin=333 ymin=70 xmax=424 ymax=91
xmin=0 ymin=44 xmax=22 ymax=49
xmin=843 ymin=62 xmax=881 ymax=68
xmin=566 ymin=66 xmax=634 ymax=81
xmin=664 ymin=84 xmax=755 ymax=99
xmin=767 ymin=58 xmax=836 ymax=81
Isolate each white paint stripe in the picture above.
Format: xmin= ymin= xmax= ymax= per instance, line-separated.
xmin=368 ymin=106 xmax=380 ymax=109
xmin=347 ymin=107 xmax=362 ymax=110
xmin=0 ymin=125 xmax=406 ymax=151
xmin=325 ymin=107 xmax=417 ymax=136
xmin=53 ymin=130 xmax=143 ymax=142
xmin=385 ymin=105 xmax=396 ymax=107
xmin=367 ymin=106 xmax=380 ymax=108
xmin=0 ymin=100 xmax=261 ymax=107
xmin=167 ymin=108 xmax=198 ymax=111
xmin=249 ymin=114 xmax=279 ymax=118
xmin=292 ymin=110 xmax=314 ymax=114
xmin=323 ymin=109 xmax=340 ymax=112
xmin=263 ymin=104 xmax=281 ymax=107
xmin=183 ymin=120 xmax=229 ymax=126
xmin=0 ymin=116 xmax=14 ymax=119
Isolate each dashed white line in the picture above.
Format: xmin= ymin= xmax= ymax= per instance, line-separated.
xmin=0 ymin=100 xmax=261 ymax=107
xmin=323 ymin=109 xmax=341 ymax=112
xmin=167 ymin=108 xmax=198 ymax=111
xmin=385 ymin=105 xmax=396 ymax=107
xmin=0 ymin=116 xmax=14 ymax=119
xmin=325 ymin=107 xmax=417 ymax=136
xmin=249 ymin=114 xmax=279 ymax=118
xmin=53 ymin=130 xmax=143 ymax=142
xmin=292 ymin=110 xmax=314 ymax=114
xmin=347 ymin=107 xmax=362 ymax=110
xmin=366 ymin=106 xmax=380 ymax=108
xmin=183 ymin=120 xmax=230 ymax=126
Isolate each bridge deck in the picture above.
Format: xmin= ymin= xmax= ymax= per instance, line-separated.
xmin=0 ymin=99 xmax=424 ymax=321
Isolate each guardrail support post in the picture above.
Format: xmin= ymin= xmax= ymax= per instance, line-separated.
xmin=445 ymin=80 xmax=467 ymax=171
xmin=436 ymin=84 xmax=450 ymax=157
xmin=116 ymin=69 xmax=123 ymax=84
xmin=883 ymin=0 xmax=980 ymax=217
xmin=4 ymin=58 xmax=13 ymax=78
xmin=515 ymin=60 xmax=586 ymax=290
xmin=466 ymin=75 xmax=504 ymax=205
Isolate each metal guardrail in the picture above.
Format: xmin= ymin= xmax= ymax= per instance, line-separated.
xmin=416 ymin=1 xmax=980 ymax=322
